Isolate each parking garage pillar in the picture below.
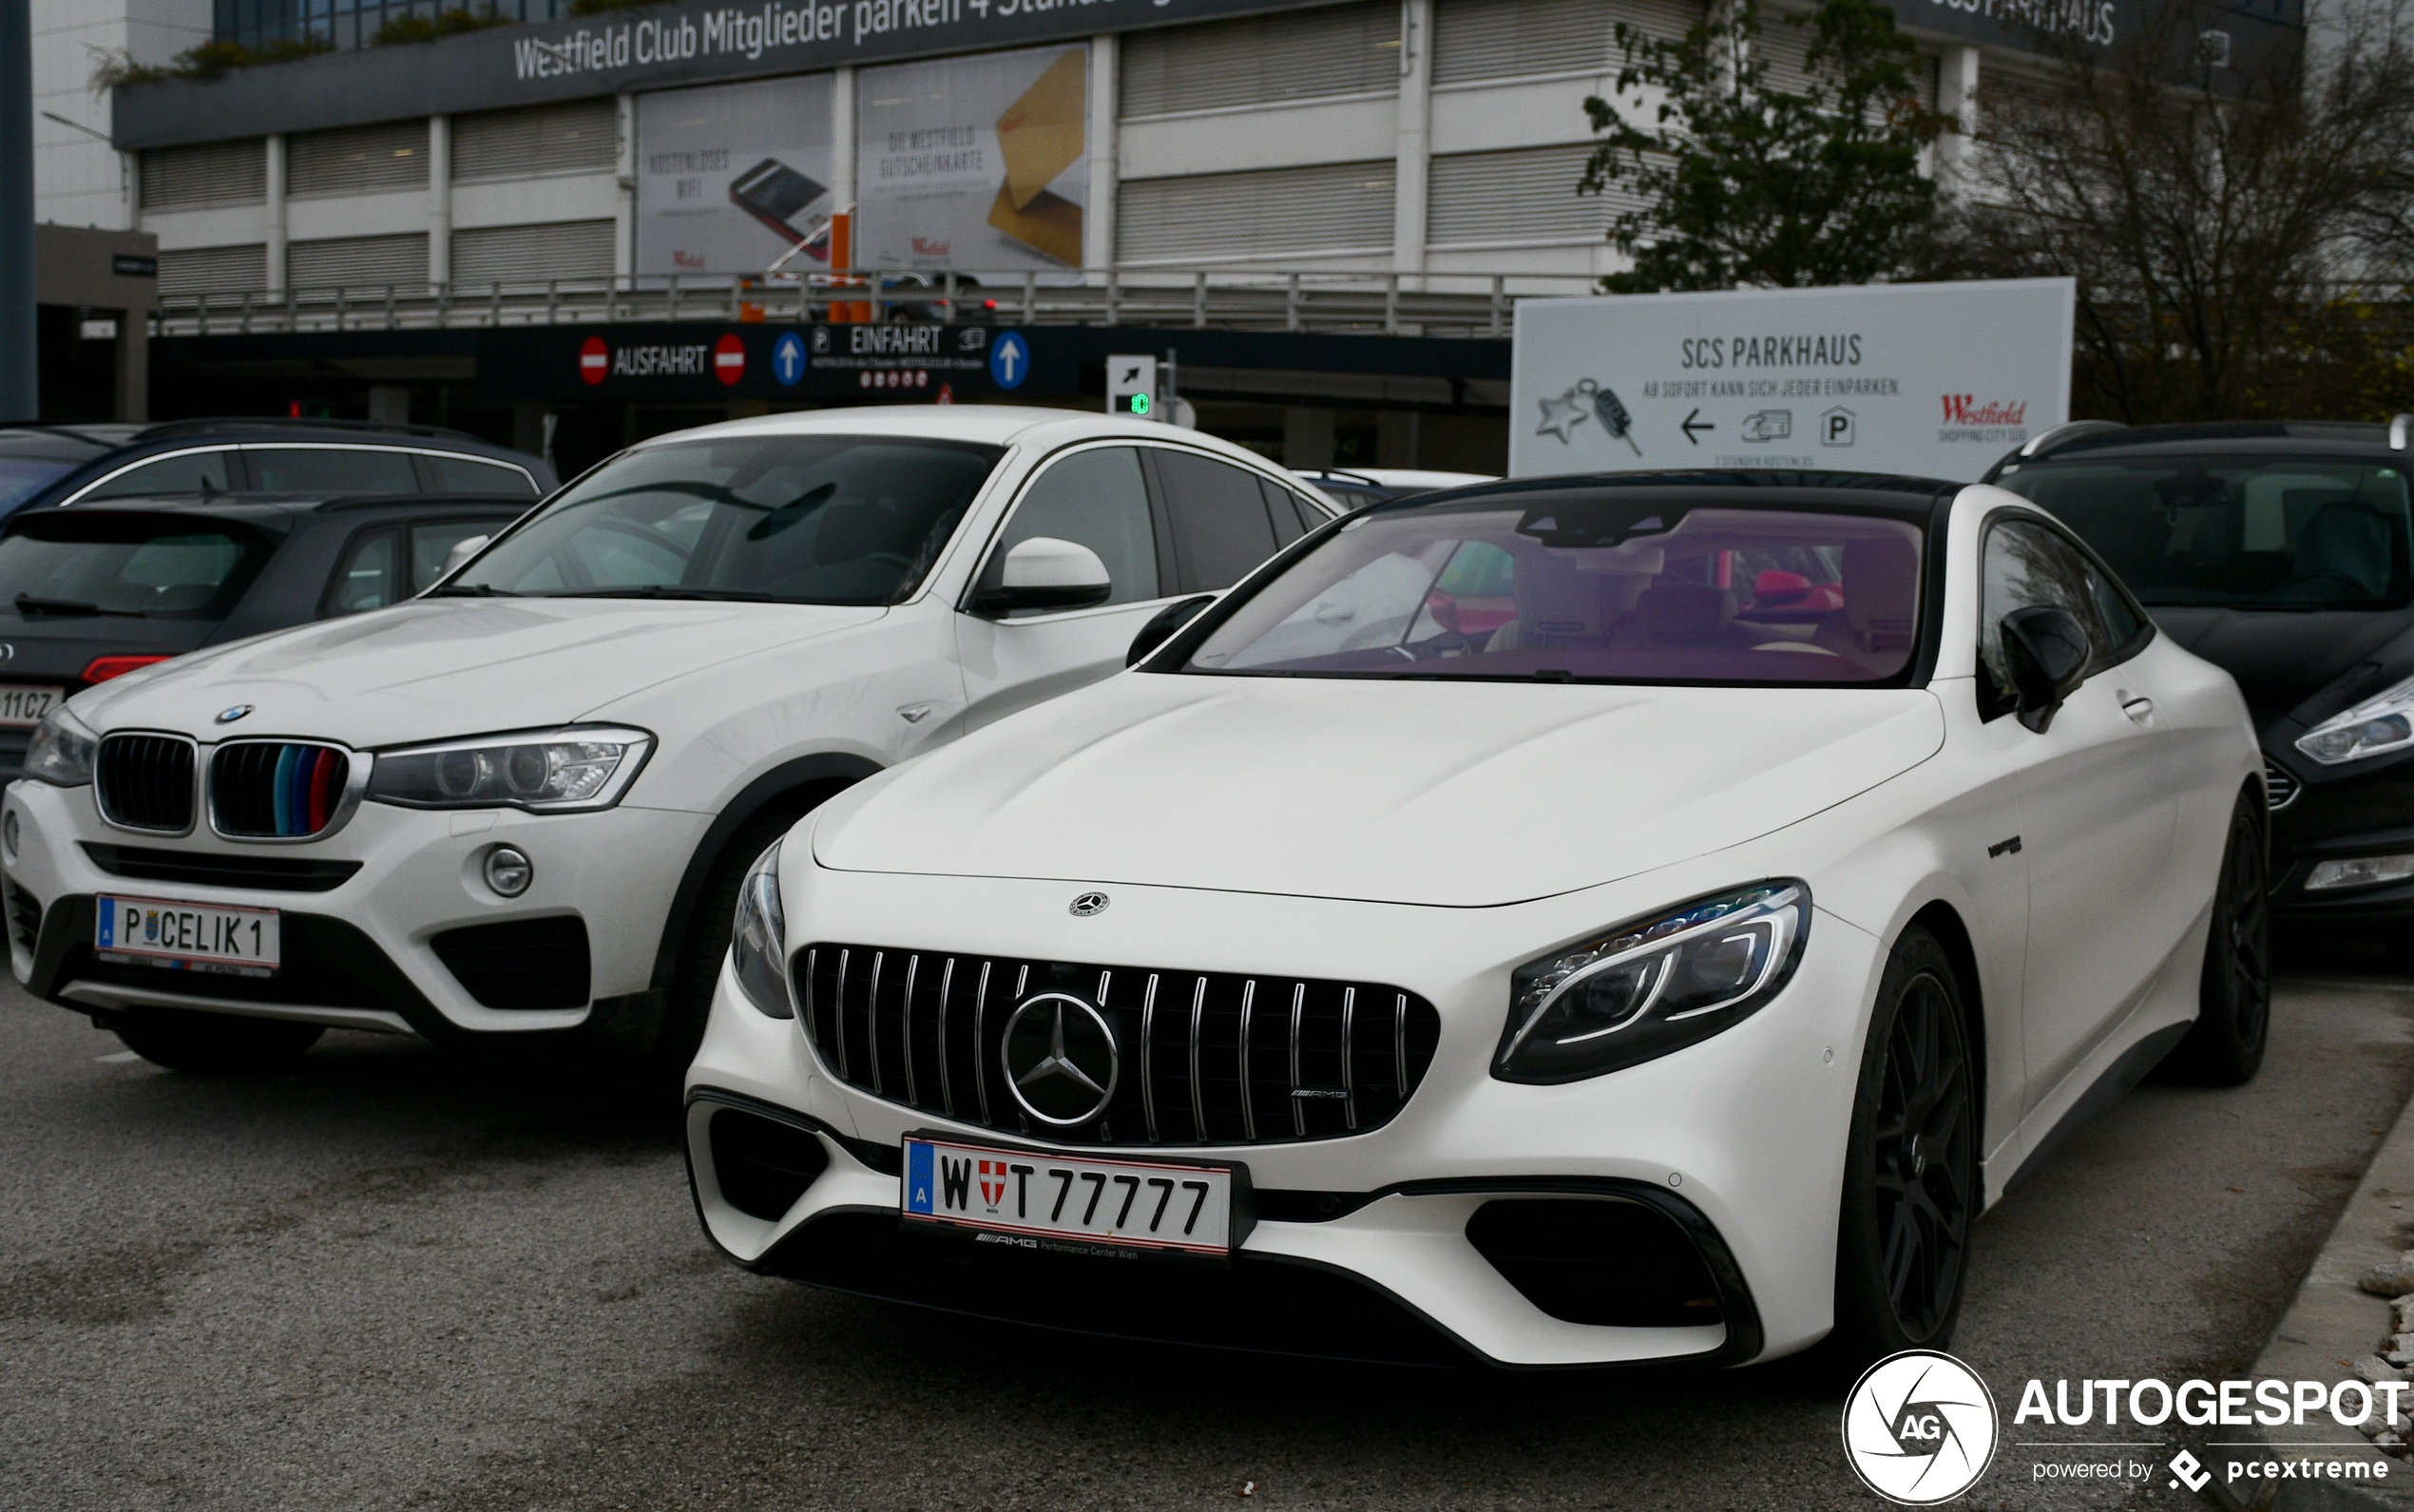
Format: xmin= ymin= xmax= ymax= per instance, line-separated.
xmin=114 ymin=309 xmax=147 ymax=422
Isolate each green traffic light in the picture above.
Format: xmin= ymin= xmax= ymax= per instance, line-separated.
xmin=1130 ymin=392 xmax=1151 ymax=416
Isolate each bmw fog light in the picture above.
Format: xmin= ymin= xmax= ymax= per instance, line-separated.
xmin=730 ymin=838 xmax=792 ymax=1019
xmin=4 ymin=809 xmax=19 ymax=860
xmin=1495 ymin=882 xmax=1810 ymax=1083
xmin=483 ymin=845 xmax=534 ymax=897
xmin=2304 ymin=853 xmax=2414 ymax=891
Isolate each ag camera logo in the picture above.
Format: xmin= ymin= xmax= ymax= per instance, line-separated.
xmin=1843 ymin=1350 xmax=2000 ymax=1504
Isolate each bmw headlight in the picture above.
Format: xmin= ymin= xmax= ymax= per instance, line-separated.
xmin=1494 ymin=882 xmax=1810 ymax=1084
xmin=365 ymin=727 xmax=651 ymax=812
xmin=2298 ymin=675 xmax=2414 ymax=765
xmin=23 ymin=706 xmax=98 ymax=788
xmin=730 ymin=838 xmax=791 ymax=1019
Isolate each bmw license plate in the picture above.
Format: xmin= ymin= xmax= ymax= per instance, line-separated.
xmin=95 ymin=893 xmax=280 ymax=976
xmin=901 ymin=1136 xmax=1235 ymax=1259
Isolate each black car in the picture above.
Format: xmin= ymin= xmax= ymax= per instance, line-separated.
xmin=1986 ymin=420 xmax=2414 ymax=953
xmin=0 ymin=491 xmax=534 ymax=780
xmin=0 ymin=417 xmax=555 ymax=520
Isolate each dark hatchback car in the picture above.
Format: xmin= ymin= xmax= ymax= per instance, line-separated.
xmin=1986 ymin=421 xmax=2414 ymax=953
xmin=0 ymin=492 xmax=534 ymax=780
xmin=0 ymin=418 xmax=555 ymax=520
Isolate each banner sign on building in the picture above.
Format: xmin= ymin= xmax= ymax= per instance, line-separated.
xmin=479 ymin=320 xmax=1073 ymax=401
xmin=1508 ymin=279 xmax=2076 ymax=483
xmin=635 ymin=74 xmax=838 ymax=278
xmin=111 ymin=0 xmax=2304 ymax=151
xmin=855 ymin=44 xmax=1088 ymax=275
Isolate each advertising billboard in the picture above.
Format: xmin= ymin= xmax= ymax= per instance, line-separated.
xmin=855 ymin=44 xmax=1088 ymax=275
xmin=1509 ymin=279 xmax=2076 ymax=483
xmin=634 ymin=73 xmax=837 ymax=278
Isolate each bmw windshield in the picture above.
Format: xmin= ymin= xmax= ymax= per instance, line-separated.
xmin=1178 ymin=489 xmax=1926 ymax=684
xmin=1999 ymin=455 xmax=2414 ymax=609
xmin=451 ymin=433 xmax=1004 ymax=605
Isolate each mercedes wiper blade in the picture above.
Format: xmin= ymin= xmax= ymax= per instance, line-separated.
xmin=13 ymin=593 xmax=142 ymax=618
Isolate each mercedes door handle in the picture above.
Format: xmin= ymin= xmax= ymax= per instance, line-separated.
xmin=2121 ymin=696 xmax=2156 ymax=724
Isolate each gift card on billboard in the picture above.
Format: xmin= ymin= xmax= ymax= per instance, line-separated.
xmin=995 ymin=49 xmax=1085 ymax=213
xmin=987 ymin=184 xmax=1082 ymax=264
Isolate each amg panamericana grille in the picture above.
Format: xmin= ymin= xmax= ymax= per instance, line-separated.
xmin=795 ymin=945 xmax=1442 ymax=1147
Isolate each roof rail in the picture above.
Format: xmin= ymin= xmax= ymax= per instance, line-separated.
xmin=130 ymin=415 xmax=486 ymax=445
xmin=2390 ymin=414 xmax=2413 ymax=451
xmin=2017 ymin=420 xmax=2126 ymax=459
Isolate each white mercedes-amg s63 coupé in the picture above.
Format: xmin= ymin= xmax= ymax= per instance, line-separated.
xmin=682 ymin=469 xmax=2268 ymax=1370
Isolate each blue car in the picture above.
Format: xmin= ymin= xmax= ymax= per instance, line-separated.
xmin=0 ymin=418 xmax=556 ymax=519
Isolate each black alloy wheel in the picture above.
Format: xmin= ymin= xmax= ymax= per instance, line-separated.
xmin=2168 ymin=794 xmax=2271 ymax=1085
xmin=1829 ymin=926 xmax=1977 ymax=1369
xmin=1870 ymin=967 xmax=1975 ymax=1340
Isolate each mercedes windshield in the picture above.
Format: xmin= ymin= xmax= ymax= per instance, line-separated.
xmin=1177 ymin=488 xmax=1928 ymax=685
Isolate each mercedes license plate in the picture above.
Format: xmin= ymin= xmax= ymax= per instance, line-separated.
xmin=901 ymin=1136 xmax=1234 ymax=1259
xmin=0 ymin=684 xmax=63 ymax=729
xmin=95 ymin=893 xmax=280 ymax=976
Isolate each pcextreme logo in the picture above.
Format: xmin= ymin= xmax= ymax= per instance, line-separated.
xmin=1842 ymin=1350 xmax=2000 ymax=1504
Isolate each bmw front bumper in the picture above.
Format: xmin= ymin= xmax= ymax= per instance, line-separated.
xmin=1 ymin=775 xmax=710 ymax=1042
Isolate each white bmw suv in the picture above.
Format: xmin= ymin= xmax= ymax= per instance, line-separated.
xmin=0 ymin=405 xmax=1334 ymax=1074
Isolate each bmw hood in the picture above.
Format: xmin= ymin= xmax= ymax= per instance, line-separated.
xmin=814 ymin=676 xmax=1946 ymax=908
xmin=70 ymin=598 xmax=885 ymax=750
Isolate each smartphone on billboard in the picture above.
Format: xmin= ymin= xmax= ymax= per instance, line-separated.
xmin=729 ymin=159 xmax=832 ymax=256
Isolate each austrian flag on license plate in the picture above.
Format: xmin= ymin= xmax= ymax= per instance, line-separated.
xmin=901 ymin=1136 xmax=1236 ymax=1258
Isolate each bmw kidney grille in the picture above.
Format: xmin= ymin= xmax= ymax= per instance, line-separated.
xmin=795 ymin=946 xmax=1442 ymax=1147
xmin=211 ymin=742 xmax=352 ymax=838
xmin=94 ymin=733 xmax=198 ymax=833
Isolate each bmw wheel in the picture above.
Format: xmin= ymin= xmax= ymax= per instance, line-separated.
xmin=112 ymin=1008 xmax=323 ymax=1074
xmin=2166 ymin=794 xmax=2271 ymax=1086
xmin=1830 ymin=926 xmax=1978 ymax=1369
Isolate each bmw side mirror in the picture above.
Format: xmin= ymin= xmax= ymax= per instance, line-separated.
xmin=439 ymin=535 xmax=490 ymax=582
xmin=2002 ymin=605 xmax=2091 ymax=733
xmin=972 ymin=537 xmax=1114 ymax=617
xmin=1127 ymin=594 xmax=1217 ymax=667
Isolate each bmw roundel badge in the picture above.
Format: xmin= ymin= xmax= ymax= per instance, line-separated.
xmin=216 ymin=704 xmax=253 ymax=724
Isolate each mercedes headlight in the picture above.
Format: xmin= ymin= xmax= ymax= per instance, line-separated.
xmin=365 ymin=726 xmax=651 ymax=812
xmin=23 ymin=706 xmax=98 ymax=788
xmin=2298 ymin=674 xmax=2414 ymax=765
xmin=730 ymin=838 xmax=791 ymax=1019
xmin=1495 ymin=882 xmax=1810 ymax=1084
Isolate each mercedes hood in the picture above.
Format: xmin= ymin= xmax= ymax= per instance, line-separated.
xmin=814 ymin=675 xmax=1945 ymax=908
xmin=70 ymin=598 xmax=885 ymax=750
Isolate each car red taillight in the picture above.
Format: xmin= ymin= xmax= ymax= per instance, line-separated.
xmin=82 ymin=655 xmax=172 ymax=683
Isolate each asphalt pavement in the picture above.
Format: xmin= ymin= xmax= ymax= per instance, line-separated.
xmin=5 ymin=956 xmax=2413 ymax=1512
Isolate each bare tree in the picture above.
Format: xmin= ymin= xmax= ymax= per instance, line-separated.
xmin=1918 ymin=0 xmax=2414 ymax=421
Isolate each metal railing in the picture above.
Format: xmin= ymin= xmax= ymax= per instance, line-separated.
xmin=150 ymin=266 xmax=1604 ymax=341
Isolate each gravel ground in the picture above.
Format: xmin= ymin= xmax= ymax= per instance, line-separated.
xmin=4 ymin=954 xmax=2410 ymax=1512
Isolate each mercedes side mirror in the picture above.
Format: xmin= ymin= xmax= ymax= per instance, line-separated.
xmin=1127 ymin=594 xmax=1217 ymax=667
xmin=2002 ymin=604 xmax=2091 ymax=733
xmin=972 ymin=537 xmax=1113 ymax=616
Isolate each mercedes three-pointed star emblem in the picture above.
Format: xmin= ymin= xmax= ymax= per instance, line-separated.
xmin=1000 ymin=992 xmax=1121 ymax=1127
